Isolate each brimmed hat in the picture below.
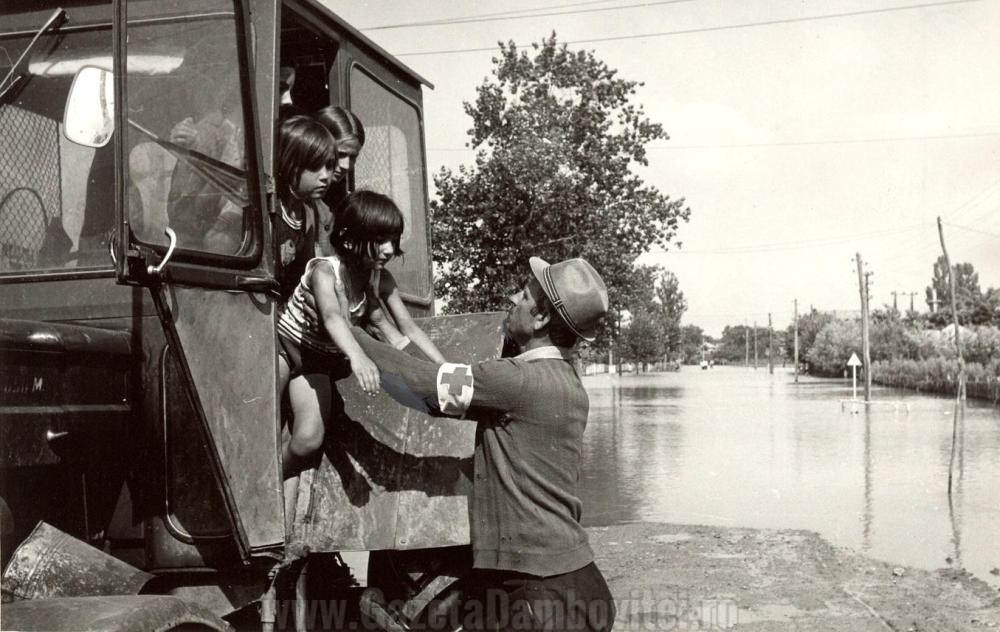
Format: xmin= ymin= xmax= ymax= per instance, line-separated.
xmin=529 ymin=257 xmax=609 ymax=342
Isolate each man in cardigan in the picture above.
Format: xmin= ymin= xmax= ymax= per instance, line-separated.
xmin=353 ymin=257 xmax=615 ymax=632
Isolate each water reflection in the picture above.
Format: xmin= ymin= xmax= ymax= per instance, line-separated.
xmin=947 ymin=402 xmax=965 ymax=568
xmin=579 ymin=367 xmax=1000 ymax=586
xmin=582 ymin=381 xmax=687 ymax=525
xmin=863 ymin=408 xmax=872 ymax=551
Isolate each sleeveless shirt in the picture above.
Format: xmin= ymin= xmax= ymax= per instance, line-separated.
xmin=277 ymin=254 xmax=367 ymax=354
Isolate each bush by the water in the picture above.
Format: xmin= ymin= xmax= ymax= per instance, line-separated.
xmin=872 ymin=357 xmax=1000 ymax=403
xmin=805 ymin=318 xmax=1000 ymax=402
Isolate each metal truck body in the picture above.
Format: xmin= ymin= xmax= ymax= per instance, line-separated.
xmin=0 ymin=2 xmax=490 ymax=628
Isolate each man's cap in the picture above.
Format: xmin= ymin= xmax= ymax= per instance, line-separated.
xmin=529 ymin=257 xmax=609 ymax=342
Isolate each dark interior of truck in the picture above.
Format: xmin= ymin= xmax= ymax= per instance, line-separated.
xmin=279 ymin=6 xmax=339 ymax=115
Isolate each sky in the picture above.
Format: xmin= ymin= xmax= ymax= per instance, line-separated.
xmin=327 ymin=0 xmax=1000 ymax=337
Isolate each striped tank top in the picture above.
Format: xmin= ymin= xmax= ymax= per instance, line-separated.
xmin=277 ymin=254 xmax=367 ymax=355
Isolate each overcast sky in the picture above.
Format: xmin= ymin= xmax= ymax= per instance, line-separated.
xmin=329 ymin=0 xmax=1000 ymax=336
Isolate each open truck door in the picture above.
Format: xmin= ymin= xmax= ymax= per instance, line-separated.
xmin=88 ymin=0 xmax=284 ymax=559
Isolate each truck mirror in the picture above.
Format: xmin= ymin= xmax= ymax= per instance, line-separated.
xmin=64 ymin=66 xmax=114 ymax=148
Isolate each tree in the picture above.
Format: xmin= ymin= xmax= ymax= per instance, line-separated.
xmin=807 ymin=319 xmax=861 ymax=376
xmin=431 ymin=33 xmax=690 ymax=347
xmin=984 ymin=287 xmax=1000 ymax=326
xmin=655 ymin=270 xmax=686 ymax=358
xmin=620 ymin=308 xmax=666 ymax=371
xmin=786 ymin=309 xmax=835 ymax=371
xmin=679 ymin=325 xmax=704 ymax=364
xmin=715 ymin=324 xmax=752 ymax=364
xmin=615 ymin=266 xmax=685 ymax=370
xmin=925 ymin=255 xmax=983 ymax=326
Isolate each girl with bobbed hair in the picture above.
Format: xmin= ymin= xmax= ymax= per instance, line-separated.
xmin=277 ymin=189 xmax=445 ymax=478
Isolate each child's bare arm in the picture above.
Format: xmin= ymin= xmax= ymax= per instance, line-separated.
xmin=311 ymin=263 xmax=380 ymax=394
xmin=379 ymin=271 xmax=446 ymax=364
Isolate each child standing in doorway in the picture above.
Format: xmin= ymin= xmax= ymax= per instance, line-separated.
xmin=273 ymin=115 xmax=335 ymax=302
xmin=314 ymin=106 xmax=366 ymax=256
xmin=277 ymin=190 xmax=446 ymax=479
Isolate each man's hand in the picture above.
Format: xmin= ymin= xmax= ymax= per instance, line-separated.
xmin=350 ymin=354 xmax=380 ymax=395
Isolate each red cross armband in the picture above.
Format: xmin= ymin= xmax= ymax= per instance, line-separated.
xmin=436 ymin=363 xmax=474 ymax=416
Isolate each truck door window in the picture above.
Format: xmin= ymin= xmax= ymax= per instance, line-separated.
xmin=1 ymin=16 xmax=112 ymax=274
xmin=0 ymin=1 xmax=259 ymax=276
xmin=349 ymin=66 xmax=431 ymax=301
xmin=124 ymin=1 xmax=257 ymax=259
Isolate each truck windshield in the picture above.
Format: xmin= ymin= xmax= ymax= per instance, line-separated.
xmin=0 ymin=0 xmax=256 ymax=276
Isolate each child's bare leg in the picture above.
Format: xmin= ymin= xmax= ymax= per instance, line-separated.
xmin=278 ymin=354 xmax=297 ymax=527
xmin=278 ymin=354 xmax=291 ymax=393
xmin=281 ymin=372 xmax=332 ymax=480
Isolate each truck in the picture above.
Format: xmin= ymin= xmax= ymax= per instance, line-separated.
xmin=0 ymin=2 xmax=500 ymax=629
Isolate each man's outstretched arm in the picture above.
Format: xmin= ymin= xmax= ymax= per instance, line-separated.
xmin=352 ymin=327 xmax=522 ymax=418
xmin=353 ymin=327 xmax=439 ymax=399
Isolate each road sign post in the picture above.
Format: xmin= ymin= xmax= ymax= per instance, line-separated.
xmin=847 ymin=352 xmax=862 ymax=402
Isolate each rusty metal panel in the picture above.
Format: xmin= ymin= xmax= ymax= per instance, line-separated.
xmin=0 ymin=595 xmax=231 ymax=632
xmin=1 ymin=522 xmax=153 ymax=601
xmin=291 ymin=312 xmax=505 ymax=552
xmin=164 ymin=286 xmax=283 ymax=552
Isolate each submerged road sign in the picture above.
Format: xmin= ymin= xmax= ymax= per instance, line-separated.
xmin=847 ymin=353 xmax=862 ymax=401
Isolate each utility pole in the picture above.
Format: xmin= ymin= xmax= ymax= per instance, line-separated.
xmin=744 ymin=323 xmax=749 ymax=367
xmin=891 ymin=290 xmax=899 ymax=312
xmin=767 ymin=312 xmax=774 ymax=374
xmin=753 ymin=321 xmax=758 ymax=370
xmin=907 ymin=291 xmax=917 ymax=314
xmin=856 ymin=253 xmax=872 ymax=402
xmin=793 ymin=299 xmax=799 ymax=383
xmin=938 ymin=216 xmax=966 ymax=496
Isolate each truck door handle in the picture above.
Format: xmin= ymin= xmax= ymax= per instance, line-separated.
xmin=235 ymin=275 xmax=280 ymax=295
xmin=45 ymin=430 xmax=69 ymax=442
xmin=147 ymin=227 xmax=177 ymax=277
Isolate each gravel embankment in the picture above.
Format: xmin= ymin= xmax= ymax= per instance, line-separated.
xmin=589 ymin=523 xmax=1000 ymax=631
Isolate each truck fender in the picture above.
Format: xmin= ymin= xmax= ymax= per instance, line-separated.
xmin=2 ymin=522 xmax=152 ymax=601
xmin=0 ymin=595 xmax=231 ymax=632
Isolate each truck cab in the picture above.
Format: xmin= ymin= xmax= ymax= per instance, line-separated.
xmin=1 ymin=2 xmax=496 ymax=629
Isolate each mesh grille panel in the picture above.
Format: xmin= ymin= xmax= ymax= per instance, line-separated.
xmin=0 ymin=107 xmax=61 ymax=270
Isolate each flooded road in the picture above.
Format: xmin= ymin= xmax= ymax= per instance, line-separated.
xmin=580 ymin=366 xmax=1000 ymax=587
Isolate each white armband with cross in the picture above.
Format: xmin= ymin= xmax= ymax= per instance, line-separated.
xmin=436 ymin=363 xmax=474 ymax=416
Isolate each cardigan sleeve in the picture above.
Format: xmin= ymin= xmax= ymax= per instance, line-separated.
xmin=354 ymin=328 xmax=522 ymax=417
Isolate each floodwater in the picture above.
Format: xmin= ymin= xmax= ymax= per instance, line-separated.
xmin=579 ymin=366 xmax=1000 ymax=587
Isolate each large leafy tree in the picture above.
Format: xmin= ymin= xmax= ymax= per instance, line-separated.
xmin=655 ymin=270 xmax=686 ymax=357
xmin=620 ymin=307 xmax=666 ymax=371
xmin=619 ymin=267 xmax=686 ymax=369
xmin=806 ymin=319 xmax=861 ymax=377
xmin=785 ymin=309 xmax=835 ymax=369
xmin=679 ymin=324 xmax=705 ymax=364
xmin=925 ymin=255 xmax=984 ymax=326
xmin=431 ymin=34 xmax=690 ymax=342
xmin=715 ymin=324 xmax=752 ymax=364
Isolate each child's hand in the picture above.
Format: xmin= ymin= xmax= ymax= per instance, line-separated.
xmin=350 ymin=354 xmax=380 ymax=395
xmin=169 ymin=117 xmax=198 ymax=148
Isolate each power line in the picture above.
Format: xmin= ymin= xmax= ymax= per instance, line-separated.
xmin=944 ymin=175 xmax=1000 ymax=222
xmin=643 ymin=131 xmax=1000 ymax=149
xmin=428 ymin=129 xmax=1000 ymax=152
xmin=942 ymin=221 xmax=1000 ymax=239
xmin=363 ymin=0 xmax=618 ymax=30
xmin=647 ymin=224 xmax=927 ymax=255
xmin=394 ymin=0 xmax=982 ymax=57
xmin=363 ymin=0 xmax=693 ymax=31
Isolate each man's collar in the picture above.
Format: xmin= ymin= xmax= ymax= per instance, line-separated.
xmin=514 ymin=345 xmax=575 ymax=362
